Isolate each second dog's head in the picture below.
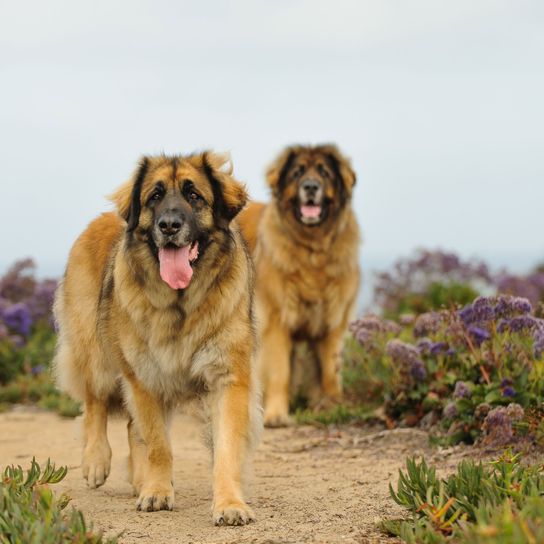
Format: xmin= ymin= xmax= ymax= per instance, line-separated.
xmin=266 ymin=144 xmax=356 ymax=227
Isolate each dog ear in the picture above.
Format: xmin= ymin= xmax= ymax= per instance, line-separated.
xmin=322 ymin=145 xmax=356 ymax=196
xmin=265 ymin=147 xmax=297 ymax=196
xmin=109 ymin=157 xmax=149 ymax=231
xmin=202 ymin=152 xmax=248 ymax=226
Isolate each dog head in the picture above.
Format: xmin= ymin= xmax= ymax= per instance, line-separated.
xmin=110 ymin=152 xmax=247 ymax=290
xmin=266 ymin=144 xmax=356 ymax=227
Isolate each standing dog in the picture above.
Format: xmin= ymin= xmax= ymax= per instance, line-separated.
xmin=54 ymin=152 xmax=261 ymax=525
xmin=238 ymin=144 xmax=360 ymax=427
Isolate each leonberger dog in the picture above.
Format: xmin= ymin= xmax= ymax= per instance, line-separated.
xmin=53 ymin=152 xmax=261 ymax=526
xmin=238 ymin=144 xmax=360 ymax=427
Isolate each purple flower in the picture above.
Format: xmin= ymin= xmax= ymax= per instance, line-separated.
xmin=399 ymin=314 xmax=415 ymax=326
xmin=1 ymin=302 xmax=32 ymax=336
xmin=443 ymin=402 xmax=458 ymax=419
xmin=467 ymin=325 xmax=491 ymax=345
xmin=416 ymin=338 xmax=432 ymax=354
xmin=410 ymin=360 xmax=427 ymax=381
xmin=453 ymin=381 xmax=471 ymax=399
xmin=414 ymin=311 xmax=449 ymax=337
xmin=498 ymin=315 xmax=544 ymax=334
xmin=494 ymin=295 xmax=533 ymax=319
xmin=496 ymin=273 xmax=544 ymax=307
xmin=459 ymin=297 xmax=495 ymax=326
xmin=430 ymin=342 xmax=448 ymax=355
xmin=386 ymin=339 xmax=427 ymax=382
xmin=31 ymin=365 xmax=45 ymax=376
xmin=482 ymin=407 xmax=514 ymax=446
xmin=27 ymin=279 xmax=57 ymax=321
xmin=349 ymin=315 xmax=401 ymax=347
xmin=502 ymin=386 xmax=516 ymax=398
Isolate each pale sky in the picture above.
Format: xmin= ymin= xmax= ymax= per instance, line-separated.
xmin=1 ymin=0 xmax=543 ymax=278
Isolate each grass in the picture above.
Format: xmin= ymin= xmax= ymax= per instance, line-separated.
xmin=294 ymin=403 xmax=375 ymax=425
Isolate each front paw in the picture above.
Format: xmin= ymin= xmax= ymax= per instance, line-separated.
xmin=82 ymin=442 xmax=112 ymax=489
xmin=136 ymin=484 xmax=174 ymax=512
xmin=264 ymin=410 xmax=292 ymax=428
xmin=213 ymin=501 xmax=255 ymax=526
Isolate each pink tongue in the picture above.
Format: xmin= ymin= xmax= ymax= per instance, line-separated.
xmin=158 ymin=246 xmax=193 ymax=290
xmin=301 ymin=205 xmax=321 ymax=218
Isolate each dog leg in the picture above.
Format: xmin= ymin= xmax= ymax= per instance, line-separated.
xmin=126 ymin=379 xmax=174 ymax=512
xmin=259 ymin=324 xmax=292 ymax=427
xmin=82 ymin=389 xmax=112 ymax=489
xmin=211 ymin=380 xmax=255 ymax=526
xmin=127 ymin=417 xmax=147 ymax=495
xmin=316 ymin=327 xmax=345 ymax=401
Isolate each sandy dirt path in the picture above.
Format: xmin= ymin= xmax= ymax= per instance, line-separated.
xmin=0 ymin=409 xmax=466 ymax=543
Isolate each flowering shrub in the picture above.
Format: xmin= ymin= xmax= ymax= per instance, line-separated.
xmin=346 ymin=295 xmax=544 ymax=446
xmin=495 ymin=265 xmax=544 ymax=310
xmin=0 ymin=259 xmax=57 ymax=384
xmin=373 ymin=250 xmax=493 ymax=319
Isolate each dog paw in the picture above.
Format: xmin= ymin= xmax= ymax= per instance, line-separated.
xmin=136 ymin=485 xmax=174 ymax=512
xmin=213 ymin=502 xmax=255 ymax=526
xmin=82 ymin=443 xmax=112 ymax=489
xmin=264 ymin=412 xmax=292 ymax=428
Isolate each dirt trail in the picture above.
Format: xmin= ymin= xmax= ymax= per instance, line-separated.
xmin=0 ymin=409 xmax=468 ymax=543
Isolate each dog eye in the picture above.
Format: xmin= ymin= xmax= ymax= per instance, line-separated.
xmin=150 ymin=190 xmax=163 ymax=201
xmin=317 ymin=164 xmax=328 ymax=178
xmin=189 ymin=191 xmax=201 ymax=202
xmin=293 ymin=166 xmax=305 ymax=179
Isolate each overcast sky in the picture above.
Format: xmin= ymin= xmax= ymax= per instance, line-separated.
xmin=1 ymin=0 xmax=543 ymax=279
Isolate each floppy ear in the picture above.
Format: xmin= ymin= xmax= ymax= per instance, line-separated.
xmin=202 ymin=152 xmax=248 ymax=227
xmin=323 ymin=145 xmax=356 ymax=196
xmin=265 ymin=147 xmax=297 ymax=196
xmin=108 ymin=157 xmax=149 ymax=231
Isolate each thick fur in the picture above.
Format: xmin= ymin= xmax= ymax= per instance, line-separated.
xmin=54 ymin=152 xmax=261 ymax=525
xmin=238 ymin=144 xmax=360 ymax=427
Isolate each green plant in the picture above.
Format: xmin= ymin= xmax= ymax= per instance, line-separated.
xmin=0 ymin=458 xmax=116 ymax=543
xmin=294 ymin=404 xmax=373 ymax=425
xmin=383 ymin=452 xmax=544 ymax=543
xmin=0 ymin=373 xmax=81 ymax=417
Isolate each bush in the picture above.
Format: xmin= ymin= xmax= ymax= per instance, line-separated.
xmin=0 ymin=259 xmax=57 ymax=384
xmin=382 ymin=451 xmax=544 ymax=543
xmin=0 ymin=373 xmax=81 ymax=417
xmin=346 ymin=295 xmax=544 ymax=446
xmin=373 ymin=250 xmax=492 ymax=319
xmin=0 ymin=458 xmax=116 ymax=543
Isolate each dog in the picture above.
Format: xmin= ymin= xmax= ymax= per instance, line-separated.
xmin=238 ymin=144 xmax=360 ymax=427
xmin=53 ymin=151 xmax=261 ymax=526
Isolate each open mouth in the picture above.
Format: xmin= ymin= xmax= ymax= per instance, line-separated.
xmin=298 ymin=202 xmax=323 ymax=225
xmin=157 ymin=241 xmax=199 ymax=290
xmin=300 ymin=204 xmax=322 ymax=219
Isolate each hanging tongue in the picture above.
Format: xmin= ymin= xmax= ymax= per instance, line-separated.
xmin=301 ymin=205 xmax=321 ymax=218
xmin=158 ymin=243 xmax=199 ymax=290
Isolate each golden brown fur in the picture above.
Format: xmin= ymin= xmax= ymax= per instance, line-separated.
xmin=238 ymin=144 xmax=360 ymax=426
xmin=54 ymin=152 xmax=261 ymax=525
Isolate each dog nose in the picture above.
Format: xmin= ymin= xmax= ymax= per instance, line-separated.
xmin=302 ymin=179 xmax=320 ymax=195
xmin=158 ymin=210 xmax=184 ymax=235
